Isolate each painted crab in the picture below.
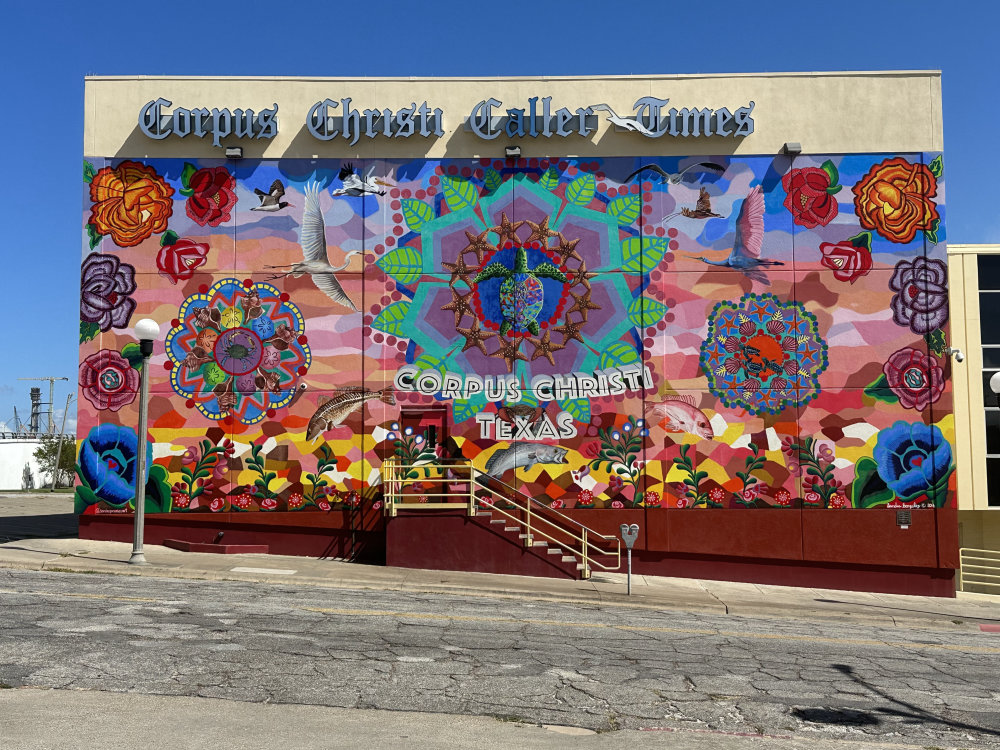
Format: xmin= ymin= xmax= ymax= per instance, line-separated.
xmin=473 ymin=245 xmax=567 ymax=335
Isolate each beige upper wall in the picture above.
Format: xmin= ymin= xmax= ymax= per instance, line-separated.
xmin=84 ymin=72 xmax=943 ymax=160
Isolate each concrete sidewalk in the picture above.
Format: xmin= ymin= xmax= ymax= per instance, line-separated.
xmin=1 ymin=491 xmax=997 ymax=630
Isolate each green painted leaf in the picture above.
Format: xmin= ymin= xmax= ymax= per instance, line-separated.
xmin=120 ymin=342 xmax=144 ymax=370
xmin=401 ymin=199 xmax=435 ymax=231
xmin=820 ymin=159 xmax=840 ymax=188
xmin=371 ymin=301 xmax=411 ymax=337
xmin=376 ymin=245 xmax=422 ymax=284
xmin=180 ymin=162 xmax=197 ymax=196
xmin=848 ymin=231 xmax=872 ymax=251
xmin=929 ymin=154 xmax=943 ymax=178
xmin=607 ymin=194 xmax=642 ymax=225
xmin=599 ymin=341 xmax=640 ymax=369
xmin=851 ymin=457 xmax=889 ymax=508
xmin=441 ymin=175 xmax=478 ymax=212
xmin=539 ymin=167 xmax=559 ymax=191
xmin=413 ymin=352 xmax=447 ymax=379
xmin=83 ymin=161 xmax=96 ymax=184
xmin=621 ymin=236 xmax=669 ymax=274
xmin=159 ymin=230 xmax=179 ymax=247
xmin=558 ymin=398 xmax=591 ymax=423
xmin=484 ymin=168 xmax=503 ymax=193
xmin=145 ymin=464 xmax=173 ymax=514
xmin=87 ymin=223 xmax=102 ymax=250
xmin=924 ymin=217 xmax=940 ymax=245
xmin=565 ymin=174 xmax=595 ymax=206
xmin=925 ymin=328 xmax=946 ymax=356
xmin=863 ymin=373 xmax=899 ymax=404
xmin=80 ymin=321 xmax=100 ymax=344
xmin=627 ymin=295 xmax=668 ymax=329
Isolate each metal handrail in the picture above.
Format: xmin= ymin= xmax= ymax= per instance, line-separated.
xmin=381 ymin=457 xmax=621 ymax=578
xmin=958 ymin=547 xmax=1000 ymax=592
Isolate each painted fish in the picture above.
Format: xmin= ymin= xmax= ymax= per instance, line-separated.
xmin=651 ymin=396 xmax=714 ymax=439
xmin=484 ymin=444 xmax=569 ymax=478
xmin=307 ymin=388 xmax=395 ymax=442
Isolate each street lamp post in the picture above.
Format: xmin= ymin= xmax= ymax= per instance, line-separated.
xmin=129 ymin=318 xmax=160 ymax=566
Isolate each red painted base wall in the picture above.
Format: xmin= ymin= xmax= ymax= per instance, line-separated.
xmin=79 ymin=506 xmax=958 ymax=597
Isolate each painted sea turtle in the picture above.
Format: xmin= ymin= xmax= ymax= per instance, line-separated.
xmin=473 ymin=245 xmax=567 ymax=335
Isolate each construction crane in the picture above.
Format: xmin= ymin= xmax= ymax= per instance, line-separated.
xmin=19 ymin=377 xmax=69 ymax=434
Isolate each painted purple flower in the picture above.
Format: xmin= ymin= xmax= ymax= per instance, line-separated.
xmin=81 ymin=253 xmax=137 ymax=332
xmin=884 ymin=347 xmax=945 ymax=411
xmin=889 ymin=258 xmax=948 ymax=335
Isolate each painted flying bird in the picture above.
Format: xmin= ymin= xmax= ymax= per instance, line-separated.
xmin=659 ymin=186 xmax=724 ymax=225
xmin=624 ymin=162 xmax=727 ymax=185
xmin=251 ymin=179 xmax=293 ymax=211
xmin=694 ymin=185 xmax=783 ymax=285
xmin=331 ymin=163 xmax=394 ymax=197
xmin=264 ymin=183 xmax=360 ymax=311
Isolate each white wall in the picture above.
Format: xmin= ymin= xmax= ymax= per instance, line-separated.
xmin=0 ymin=439 xmax=49 ymax=490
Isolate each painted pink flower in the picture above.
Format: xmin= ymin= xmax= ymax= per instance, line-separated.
xmin=417 ymin=495 xmax=428 ymax=504
xmin=803 ymin=490 xmax=822 ymax=507
xmin=883 ymin=347 xmax=946 ymax=411
xmin=180 ymin=446 xmax=198 ymax=465
xmin=611 ymin=500 xmax=624 ymax=509
xmin=209 ymin=497 xmax=225 ymax=512
xmin=260 ymin=497 xmax=278 ymax=511
xmin=550 ymin=499 xmax=565 ymax=509
xmin=740 ymin=488 xmax=756 ymax=502
xmin=372 ymin=500 xmax=382 ymax=511
xmin=479 ymin=496 xmax=495 ymax=506
xmin=79 ymin=350 xmax=139 ymax=411
xmin=317 ymin=499 xmax=332 ymax=511
xmin=608 ymin=475 xmax=624 ymax=493
xmin=675 ymin=497 xmax=688 ymax=508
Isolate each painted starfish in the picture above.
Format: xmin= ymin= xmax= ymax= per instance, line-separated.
xmin=456 ymin=319 xmax=496 ymax=357
xmin=567 ymin=288 xmax=601 ymax=322
xmin=490 ymin=335 xmax=528 ymax=373
xmin=526 ymin=329 xmax=566 ymax=366
xmin=554 ymin=318 xmax=586 ymax=345
xmin=554 ymin=232 xmax=582 ymax=264
xmin=440 ymin=288 xmax=475 ymax=327
xmin=524 ymin=216 xmax=558 ymax=246
xmin=462 ymin=229 xmax=495 ymax=265
xmin=441 ymin=254 xmax=480 ymax=289
xmin=492 ymin=212 xmax=525 ymax=248
xmin=568 ymin=259 xmax=597 ymax=290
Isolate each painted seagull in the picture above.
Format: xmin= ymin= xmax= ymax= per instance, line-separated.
xmin=251 ymin=179 xmax=293 ymax=211
xmin=695 ymin=185 xmax=783 ymax=285
xmin=331 ymin=163 xmax=394 ymax=197
xmin=624 ymin=162 xmax=727 ymax=185
xmin=264 ymin=183 xmax=360 ymax=311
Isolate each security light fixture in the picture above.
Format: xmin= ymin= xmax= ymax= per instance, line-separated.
xmin=225 ymin=146 xmax=243 ymax=159
xmin=782 ymin=142 xmax=802 ymax=156
xmin=505 ymin=145 xmax=521 ymax=159
xmin=946 ymin=347 xmax=965 ymax=363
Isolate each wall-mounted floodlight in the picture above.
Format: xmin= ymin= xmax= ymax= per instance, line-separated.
xmin=225 ymin=146 xmax=243 ymax=159
xmin=782 ymin=142 xmax=802 ymax=156
xmin=505 ymin=145 xmax=521 ymax=159
xmin=946 ymin=347 xmax=965 ymax=363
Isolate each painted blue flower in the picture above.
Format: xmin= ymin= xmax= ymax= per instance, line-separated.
xmin=78 ymin=424 xmax=151 ymax=507
xmin=873 ymin=421 xmax=953 ymax=501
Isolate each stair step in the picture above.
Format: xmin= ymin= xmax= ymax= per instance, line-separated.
xmin=561 ymin=556 xmax=576 ymax=562
xmin=547 ymin=547 xmax=562 ymax=555
xmin=476 ymin=512 xmax=493 ymax=517
xmin=532 ymin=541 xmax=548 ymax=548
xmin=505 ymin=527 xmax=520 ymax=533
xmin=489 ymin=519 xmax=505 ymax=525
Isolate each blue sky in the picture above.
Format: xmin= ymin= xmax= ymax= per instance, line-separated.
xmin=1 ymin=0 xmax=997 ymax=433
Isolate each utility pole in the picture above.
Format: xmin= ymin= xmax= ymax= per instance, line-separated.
xmin=49 ymin=393 xmax=74 ymax=492
xmin=19 ymin=377 xmax=69 ymax=433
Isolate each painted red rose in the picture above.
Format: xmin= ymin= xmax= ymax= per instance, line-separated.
xmin=782 ymin=167 xmax=838 ymax=228
xmin=209 ymin=497 xmax=225 ymax=512
xmin=260 ymin=497 xmax=278 ymax=511
xmin=884 ymin=347 xmax=945 ymax=411
xmin=819 ymin=241 xmax=873 ymax=283
xmin=79 ymin=349 xmax=139 ymax=411
xmin=803 ymin=490 xmax=822 ymax=507
xmin=156 ymin=235 xmax=209 ymax=284
xmin=550 ymin=499 xmax=564 ymax=509
xmin=186 ymin=166 xmax=237 ymax=227
xmin=675 ymin=497 xmax=688 ymax=509
xmin=317 ymin=499 xmax=332 ymax=511
xmin=611 ymin=500 xmax=624 ymax=509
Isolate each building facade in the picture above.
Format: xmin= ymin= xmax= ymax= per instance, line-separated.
xmin=78 ymin=73 xmax=958 ymax=594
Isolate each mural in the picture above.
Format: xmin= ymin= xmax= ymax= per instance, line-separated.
xmin=76 ymin=151 xmax=953 ymax=519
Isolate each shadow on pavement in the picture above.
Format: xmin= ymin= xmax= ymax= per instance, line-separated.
xmin=792 ymin=664 xmax=999 ymax=739
xmin=0 ymin=513 xmax=78 ymax=543
xmin=815 ymin=597 xmax=1000 ymax=623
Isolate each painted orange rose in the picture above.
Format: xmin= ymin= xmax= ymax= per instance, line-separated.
xmin=89 ymin=161 xmax=175 ymax=247
xmin=852 ymin=157 xmax=938 ymax=244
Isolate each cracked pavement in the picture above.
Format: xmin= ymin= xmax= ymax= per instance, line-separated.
xmin=1 ymin=568 xmax=999 ymax=747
